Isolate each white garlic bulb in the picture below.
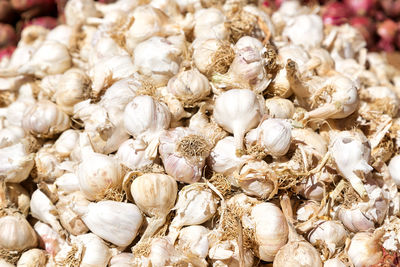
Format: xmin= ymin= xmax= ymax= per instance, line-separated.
xmin=330 ymin=131 xmax=372 ymax=198
xmin=323 ymin=258 xmax=346 ymax=267
xmin=77 ymin=134 xmax=123 ymax=201
xmin=55 ymin=173 xmax=80 ymax=194
xmin=0 ymin=213 xmax=37 ymax=252
xmin=56 ymin=192 xmax=89 ymax=236
xmin=208 ymin=239 xmax=254 ymax=267
xmin=265 ymin=97 xmax=295 ymax=119
xmin=388 ymin=155 xmax=400 ymax=187
xmin=214 ymin=89 xmax=264 ymax=152
xmin=30 ymin=189 xmax=63 ymax=234
xmin=5 ymin=183 xmax=30 ymax=217
xmin=64 ymin=0 xmax=100 ymax=26
xmin=177 ymin=225 xmax=209 ymax=259
xmin=347 ymin=231 xmax=383 ymax=267
xmin=283 ymin=14 xmax=323 ymax=50
xmin=53 ymin=129 xmax=79 ymax=158
xmin=72 ymin=200 xmax=143 ymax=247
xmin=159 ymin=127 xmax=210 ymax=183
xmin=192 ymin=38 xmax=229 ymax=76
xmin=109 ymin=253 xmax=135 ymax=267
xmin=194 ymin=8 xmax=228 ymax=41
xmin=251 ymin=202 xmax=288 ymax=261
xmin=46 ymin=25 xmax=73 ymax=48
xmin=55 ymin=68 xmax=90 ymax=115
xmin=307 ymin=220 xmax=347 ymax=254
xmin=130 ymin=173 xmax=177 ymax=240
xmin=0 ymin=126 xmax=25 ymax=148
xmin=18 ymin=41 xmax=71 ymax=78
xmin=296 ymin=200 xmax=320 ymax=222
xmin=17 ymin=249 xmax=46 ymax=267
xmin=33 ymin=221 xmax=65 ymax=257
xmin=22 ymin=100 xmax=70 ymax=138
xmin=167 ymin=68 xmax=210 ymax=106
xmin=116 ymin=139 xmax=154 ymax=170
xmin=168 ymin=184 xmax=218 ymax=241
xmin=0 ymin=143 xmax=34 ymax=183
xmin=34 ymin=144 xmax=65 ymax=183
xmin=134 ymin=36 xmax=182 ymax=86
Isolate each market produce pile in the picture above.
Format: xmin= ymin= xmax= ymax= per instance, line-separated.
xmin=1 ymin=0 xmax=400 ymax=266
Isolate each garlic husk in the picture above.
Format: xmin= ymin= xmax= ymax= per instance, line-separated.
xmin=214 ymin=89 xmax=264 ymax=153
xmin=88 ymin=55 xmax=136 ymax=98
xmin=208 ymin=239 xmax=254 ymax=267
xmin=194 ymin=8 xmax=228 ymax=41
xmin=330 ymin=130 xmax=372 ymax=198
xmin=347 ymin=231 xmax=383 ymax=267
xmin=159 ymin=127 xmax=210 ymax=183
xmin=0 ymin=143 xmax=34 ymax=183
xmin=147 ymin=237 xmax=194 ymax=267
xmin=388 ymin=155 xmax=400 ymax=187
xmin=265 ymin=97 xmax=295 ymax=119
xmin=77 ymin=133 xmax=123 ymax=201
xmin=251 ymin=202 xmax=288 ymax=261
xmin=177 ymin=225 xmax=209 ymax=260
xmin=56 ymin=192 xmax=89 ymax=236
xmin=323 ymin=258 xmax=346 ymax=267
xmin=0 ymin=126 xmax=25 ymax=149
xmin=55 ymin=173 xmax=80 ymax=194
xmin=292 ymin=128 xmax=328 ymax=157
xmin=273 ymin=195 xmax=323 ymax=267
xmin=53 ymin=129 xmax=79 ymax=158
xmin=55 ymin=68 xmax=90 ymax=115
xmin=236 ymin=160 xmax=277 ymax=199
xmin=30 ymin=189 xmax=63 ymax=234
xmin=18 ymin=41 xmax=72 ymax=78
xmin=16 ymin=249 xmax=46 ymax=267
xmin=212 ymin=36 xmax=270 ymax=93
xmin=72 ymin=200 xmax=143 ymax=247
xmin=130 ymin=173 xmax=177 ymax=240
xmin=116 ymin=139 xmax=154 ymax=170
xmin=5 ymin=97 xmax=35 ymax=128
xmin=109 ymin=253 xmax=135 ymax=267
xmin=283 ymin=14 xmax=323 ymax=50
xmin=307 ymin=220 xmax=347 ymax=255
xmin=296 ymin=200 xmax=321 ymax=222
xmin=33 ymin=221 xmax=65 ymax=257
xmin=5 ymin=183 xmax=30 ymax=217
xmin=22 ymin=100 xmax=70 ymax=138
xmin=34 ymin=144 xmax=65 ymax=183
xmin=168 ymin=184 xmax=218 ymax=242
xmin=0 ymin=213 xmax=37 ymax=252
xmin=167 ymin=68 xmax=210 ymax=106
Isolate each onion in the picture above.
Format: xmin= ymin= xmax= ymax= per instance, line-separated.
xmin=350 ymin=16 xmax=376 ymax=47
xmin=322 ymin=2 xmax=351 ymax=25
xmin=0 ymin=23 xmax=17 ymax=48
xmin=0 ymin=0 xmax=18 ymax=24
xmin=0 ymin=46 xmax=16 ymax=61
xmin=11 ymin=0 xmax=56 ymax=12
xmin=344 ymin=0 xmax=376 ymax=16
xmin=24 ymin=17 xmax=58 ymax=30
xmin=377 ymin=19 xmax=398 ymax=51
xmin=381 ymin=0 xmax=400 ymax=18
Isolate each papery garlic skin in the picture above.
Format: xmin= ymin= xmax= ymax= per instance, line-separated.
xmin=30 ymin=189 xmax=63 ymax=233
xmin=116 ymin=139 xmax=154 ymax=170
xmin=33 ymin=221 xmax=65 ymax=257
xmin=0 ymin=126 xmax=25 ymax=148
xmin=330 ymin=131 xmax=372 ymax=198
xmin=0 ymin=214 xmax=38 ymax=252
xmin=388 ymin=155 xmax=400 ymax=187
xmin=22 ymin=100 xmax=70 ymax=138
xmin=55 ymin=173 xmax=80 ymax=194
xmin=347 ymin=232 xmax=382 ymax=267
xmin=265 ymin=98 xmax=295 ymax=119
xmin=251 ymin=202 xmax=288 ymax=261
xmin=0 ymin=143 xmax=34 ymax=183
xmin=193 ymin=39 xmax=228 ymax=75
xmin=208 ymin=239 xmax=254 ymax=267
xmin=34 ymin=145 xmax=65 ymax=183
xmin=214 ymin=89 xmax=263 ymax=152
xmin=159 ymin=127 xmax=210 ymax=183
xmin=109 ymin=253 xmax=135 ymax=267
xmin=167 ymin=68 xmax=210 ymax=106
xmin=194 ymin=8 xmax=228 ymax=41
xmin=177 ymin=225 xmax=209 ymax=259
xmin=134 ymin=36 xmax=181 ymax=86
xmin=56 ymin=192 xmax=89 ymax=235
xmin=75 ymin=233 xmax=112 ymax=267
xmin=283 ymin=14 xmax=323 ymax=50
xmin=17 ymin=249 xmax=46 ymax=267
xmin=308 ymin=220 xmax=347 ymax=254
xmin=53 ymin=129 xmax=79 ymax=158
xmin=323 ymin=258 xmax=346 ymax=267
xmin=6 ymin=183 xmax=30 ymax=217
xmin=65 ymin=0 xmax=100 ymax=26
xmin=72 ymin=200 xmax=142 ymax=247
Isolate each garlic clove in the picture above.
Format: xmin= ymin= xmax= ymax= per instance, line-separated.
xmin=16 ymin=249 xmax=46 ymax=267
xmin=53 ymin=129 xmax=79 ymax=158
xmin=116 ymin=139 xmax=154 ymax=170
xmin=177 ymin=225 xmax=209 ymax=259
xmin=72 ymin=200 xmax=143 ymax=247
xmin=33 ymin=221 xmax=65 ymax=257
xmin=0 ymin=143 xmax=34 ymax=184
xmin=55 ymin=173 xmax=80 ymax=194
xmin=0 ymin=213 xmax=37 ymax=252
xmin=307 ymin=220 xmax=347 ymax=255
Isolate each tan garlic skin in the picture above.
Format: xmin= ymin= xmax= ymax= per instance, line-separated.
xmin=22 ymin=100 xmax=70 ymax=138
xmin=251 ymin=203 xmax=289 ymax=261
xmin=0 ymin=213 xmax=38 ymax=252
xmin=347 ymin=231 xmax=383 ymax=267
xmin=17 ymin=248 xmax=47 ymax=267
xmin=6 ymin=183 xmax=30 ymax=217
xmin=273 ymin=239 xmax=323 ymax=267
xmin=265 ymin=97 xmax=295 ymax=119
xmin=56 ymin=192 xmax=89 ymax=236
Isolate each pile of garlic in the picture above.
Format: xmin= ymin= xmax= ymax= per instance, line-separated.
xmin=0 ymin=0 xmax=400 ymax=266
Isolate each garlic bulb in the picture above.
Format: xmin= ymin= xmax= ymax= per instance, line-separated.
xmin=77 ymin=134 xmax=123 ymax=201
xmin=64 ymin=0 xmax=100 ymax=26
xmin=124 ymin=95 xmax=171 ymax=159
xmin=0 ymin=143 xmax=34 ymax=183
xmin=109 ymin=253 xmax=135 ymax=267
xmin=30 ymin=189 xmax=63 ymax=233
xmin=388 ymin=155 xmax=400 ymax=187
xmin=0 ymin=126 xmax=25 ymax=148
xmin=167 ymin=68 xmax=210 ymax=106
xmin=72 ymin=200 xmax=143 ymax=247
xmin=208 ymin=239 xmax=255 ymax=267
xmin=265 ymin=97 xmax=295 ymax=119
xmin=116 ymin=139 xmax=154 ymax=170
xmin=347 ymin=231 xmax=383 ymax=267
xmin=55 ymin=68 xmax=90 ymax=115
xmin=159 ymin=127 xmax=210 ymax=183
xmin=22 ymin=100 xmax=70 ymax=138
xmin=283 ymin=14 xmax=323 ymax=50
xmin=323 ymin=258 xmax=346 ymax=267
xmin=251 ymin=202 xmax=288 ymax=261
xmin=56 ymin=192 xmax=89 ymax=236
xmin=177 ymin=225 xmax=209 ymax=260
xmin=53 ymin=129 xmax=79 ymax=158
xmin=18 ymin=41 xmax=72 ymax=78
xmin=214 ymin=89 xmax=264 ymax=153
xmin=46 ymin=25 xmax=73 ymax=48
xmin=307 ymin=220 xmax=347 ymax=254
xmin=133 ymin=36 xmax=182 ymax=86
xmin=0 ymin=213 xmax=37 ymax=252
xmin=236 ymin=160 xmax=277 ymax=199
xmin=130 ymin=173 xmax=177 ymax=240
xmin=17 ymin=249 xmax=46 ymax=267
xmin=55 ymin=173 xmax=80 ymax=194
xmin=5 ymin=183 xmax=30 ymax=217
xmin=330 ymin=131 xmax=372 ymax=198
xmin=34 ymin=144 xmax=65 ymax=183
xmin=249 ymin=118 xmax=292 ymax=157
xmin=33 ymin=221 xmax=65 ymax=257
xmin=194 ymin=8 xmax=227 ymax=41
xmin=168 ymin=184 xmax=218 ymax=241
xmin=296 ymin=201 xmax=320 ymax=222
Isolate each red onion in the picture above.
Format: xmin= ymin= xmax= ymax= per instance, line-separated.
xmin=0 ymin=24 xmax=17 ymax=48
xmin=0 ymin=0 xmax=18 ymax=24
xmin=344 ymin=0 xmax=376 ymax=16
xmin=24 ymin=16 xmax=58 ymax=30
xmin=0 ymin=46 xmax=16 ymax=61
xmin=11 ymin=0 xmax=56 ymax=12
xmin=322 ymin=2 xmax=351 ymax=25
xmin=381 ymin=0 xmax=400 ymax=18
xmin=350 ymin=16 xmax=376 ymax=46
xmin=377 ymin=19 xmax=398 ymax=51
